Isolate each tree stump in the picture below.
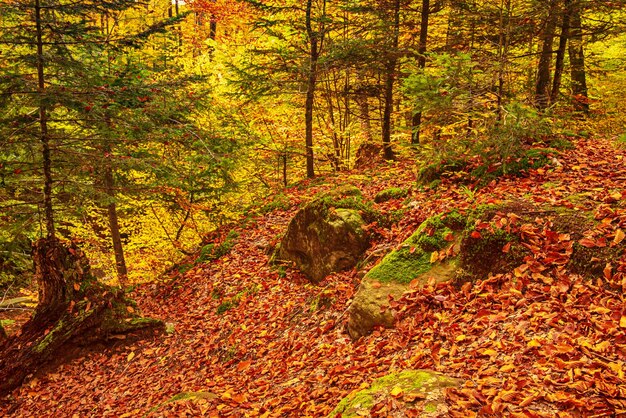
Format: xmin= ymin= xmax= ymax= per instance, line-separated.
xmin=0 ymin=237 xmax=163 ymax=396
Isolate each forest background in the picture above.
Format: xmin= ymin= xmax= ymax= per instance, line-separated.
xmin=0 ymin=0 xmax=625 ymax=310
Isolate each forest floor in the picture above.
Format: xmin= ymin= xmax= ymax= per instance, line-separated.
xmin=1 ymin=134 xmax=625 ymax=417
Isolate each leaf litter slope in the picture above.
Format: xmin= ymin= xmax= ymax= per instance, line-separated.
xmin=1 ymin=137 xmax=625 ymax=417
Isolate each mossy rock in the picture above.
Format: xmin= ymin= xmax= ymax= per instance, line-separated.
xmin=274 ymin=188 xmax=370 ymax=282
xmin=348 ymin=206 xmax=530 ymax=339
xmin=329 ymin=370 xmax=461 ymax=418
xmin=374 ymin=187 xmax=409 ymax=203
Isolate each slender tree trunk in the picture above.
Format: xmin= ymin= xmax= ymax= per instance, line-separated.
xmin=568 ymin=0 xmax=588 ymax=113
xmin=411 ymin=0 xmax=430 ymax=145
xmin=35 ymin=0 xmax=54 ymax=238
xmin=358 ymin=94 xmax=374 ymax=143
xmin=495 ymin=0 xmax=512 ymax=120
xmin=103 ymin=163 xmax=128 ymax=287
xmin=535 ymin=0 xmax=558 ymax=111
xmin=382 ymin=0 xmax=400 ymax=160
xmin=304 ymin=0 xmax=320 ymax=178
xmin=551 ymin=0 xmax=571 ymax=105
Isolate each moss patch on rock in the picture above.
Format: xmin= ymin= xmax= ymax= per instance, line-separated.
xmin=329 ymin=370 xmax=461 ymax=418
xmin=348 ymin=204 xmax=534 ymax=339
xmin=374 ymin=187 xmax=409 ymax=203
xmin=365 ymin=212 xmax=465 ymax=285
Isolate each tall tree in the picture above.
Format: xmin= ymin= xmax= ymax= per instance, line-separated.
xmin=535 ymin=0 xmax=559 ymax=110
xmin=411 ymin=0 xmax=431 ymax=145
xmin=234 ymin=0 xmax=329 ymax=178
xmin=381 ymin=0 xmax=400 ymax=160
xmin=568 ymin=0 xmax=588 ymax=113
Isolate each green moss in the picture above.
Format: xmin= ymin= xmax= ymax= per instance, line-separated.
xmin=216 ymin=299 xmax=238 ymax=314
xmin=417 ymin=159 xmax=467 ymax=184
xmin=260 ymin=193 xmax=291 ymax=214
xmin=198 ymin=230 xmax=239 ymax=263
xmin=374 ymin=187 xmax=409 ymax=203
xmin=329 ymin=370 xmax=460 ymax=418
xmin=441 ymin=210 xmax=467 ymax=230
xmin=365 ymin=213 xmax=462 ymax=284
xmin=330 ymin=209 xmax=366 ymax=234
xmin=548 ymin=138 xmax=575 ymax=150
xmin=143 ymin=391 xmax=218 ymax=417
xmin=177 ymin=263 xmax=193 ymax=274
xmin=424 ymin=403 xmax=437 ymax=413
xmin=0 ymin=319 xmax=15 ymax=328
xmin=427 ymin=179 xmax=442 ymax=190
xmin=366 ymin=249 xmax=432 ymax=284
xmin=458 ymin=224 xmax=526 ymax=282
xmin=569 ymin=242 xmax=624 ymax=277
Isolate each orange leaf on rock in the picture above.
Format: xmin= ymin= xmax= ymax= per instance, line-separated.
xmin=471 ymin=231 xmax=482 ymax=239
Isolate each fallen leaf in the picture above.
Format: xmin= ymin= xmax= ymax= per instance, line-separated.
xmin=390 ymin=386 xmax=404 ymax=397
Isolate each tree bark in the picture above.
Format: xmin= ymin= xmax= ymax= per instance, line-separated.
xmin=568 ymin=0 xmax=589 ymax=113
xmin=35 ymin=0 xmax=55 ymax=238
xmin=382 ymin=0 xmax=400 ymax=160
xmin=0 ymin=238 xmax=162 ymax=396
xmin=535 ymin=0 xmax=559 ymax=111
xmin=304 ymin=0 xmax=320 ymax=178
xmin=411 ymin=0 xmax=430 ymax=145
xmin=103 ymin=163 xmax=128 ymax=287
xmin=550 ymin=0 xmax=571 ymax=105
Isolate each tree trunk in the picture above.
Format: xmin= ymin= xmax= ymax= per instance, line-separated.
xmin=550 ymin=0 xmax=571 ymax=105
xmin=568 ymin=0 xmax=588 ymax=113
xmin=534 ymin=0 xmax=558 ymax=111
xmin=495 ymin=0 xmax=512 ymax=120
xmin=0 ymin=238 xmax=162 ymax=396
xmin=411 ymin=0 xmax=430 ymax=145
xmin=382 ymin=0 xmax=400 ymax=160
xmin=35 ymin=0 xmax=55 ymax=238
xmin=304 ymin=0 xmax=320 ymax=178
xmin=103 ymin=164 xmax=128 ymax=287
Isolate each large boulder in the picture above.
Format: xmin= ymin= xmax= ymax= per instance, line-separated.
xmin=329 ymin=370 xmax=461 ymax=417
xmin=348 ymin=206 xmax=530 ymax=339
xmin=274 ymin=187 xmax=370 ymax=283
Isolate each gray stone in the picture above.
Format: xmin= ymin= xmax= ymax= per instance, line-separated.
xmin=275 ymin=191 xmax=370 ymax=283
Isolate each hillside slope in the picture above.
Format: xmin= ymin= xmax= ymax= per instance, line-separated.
xmin=1 ymin=136 xmax=625 ymax=417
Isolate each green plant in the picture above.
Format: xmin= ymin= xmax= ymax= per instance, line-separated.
xmin=260 ymin=194 xmax=291 ymax=214
xmin=216 ymin=299 xmax=238 ymax=314
xmin=198 ymin=230 xmax=239 ymax=263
